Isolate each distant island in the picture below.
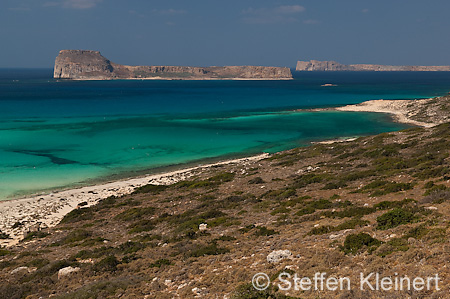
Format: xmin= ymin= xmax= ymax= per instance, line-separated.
xmin=296 ymin=59 xmax=450 ymax=71
xmin=53 ymin=50 xmax=293 ymax=80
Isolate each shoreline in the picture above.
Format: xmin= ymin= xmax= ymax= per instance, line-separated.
xmin=3 ymin=93 xmax=448 ymax=247
xmin=0 ymin=153 xmax=269 ymax=247
xmin=334 ymin=98 xmax=439 ymax=128
xmin=66 ymin=77 xmax=293 ymax=81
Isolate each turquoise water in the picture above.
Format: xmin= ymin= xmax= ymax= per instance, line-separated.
xmin=1 ymin=69 xmax=450 ymax=199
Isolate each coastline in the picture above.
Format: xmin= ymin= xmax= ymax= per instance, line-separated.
xmin=3 ymin=93 xmax=449 ymax=247
xmin=0 ymin=153 xmax=269 ymax=247
xmin=335 ymin=99 xmax=437 ymax=127
xmin=66 ymin=77 xmax=294 ymax=81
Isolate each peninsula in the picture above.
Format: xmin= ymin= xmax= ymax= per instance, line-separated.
xmin=296 ymin=60 xmax=450 ymax=71
xmin=53 ymin=50 xmax=293 ymax=80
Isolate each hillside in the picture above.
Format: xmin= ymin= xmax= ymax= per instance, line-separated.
xmin=2 ymin=99 xmax=450 ymax=298
xmin=53 ymin=50 xmax=293 ymax=80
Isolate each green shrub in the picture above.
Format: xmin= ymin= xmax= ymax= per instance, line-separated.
xmin=60 ymin=207 xmax=93 ymax=224
xmin=263 ymin=189 xmax=296 ymax=200
xmin=295 ymin=206 xmax=316 ymax=216
xmin=26 ymin=258 xmax=50 ymax=269
xmin=322 ymin=206 xmax=375 ymax=218
xmin=310 ymin=199 xmax=332 ymax=209
xmin=248 ymin=177 xmax=265 ymax=184
xmin=93 ymin=255 xmax=119 ymax=273
xmin=127 ymin=219 xmax=156 ymax=233
xmin=270 ymin=207 xmax=290 ymax=215
xmin=175 ymin=172 xmax=235 ymax=189
xmin=292 ymin=173 xmax=328 ymax=189
xmin=171 ymin=209 xmax=227 ymax=233
xmin=376 ymin=208 xmax=417 ymax=230
xmin=150 ymin=259 xmax=171 ymax=268
xmin=0 ymin=231 xmax=10 ymax=239
xmin=341 ymin=233 xmax=381 ymax=255
xmin=73 ymin=246 xmax=116 ymax=260
xmin=187 ymin=243 xmax=229 ymax=258
xmin=54 ymin=229 xmax=92 ymax=246
xmin=214 ymin=235 xmax=236 ymax=242
xmin=231 ymin=283 xmax=296 ymax=299
xmin=335 ymin=218 xmax=369 ymax=230
xmin=405 ymin=224 xmax=429 ymax=239
xmin=22 ymin=231 xmax=49 ymax=242
xmin=133 ymin=184 xmax=168 ymax=194
xmin=114 ymin=207 xmax=156 ymax=221
xmin=322 ymin=181 xmax=347 ymax=190
xmin=118 ymin=241 xmax=146 ymax=254
xmin=307 ymin=225 xmax=333 ymax=235
xmin=373 ymin=198 xmax=415 ymax=210
xmin=239 ymin=224 xmax=255 ymax=234
xmin=0 ymin=249 xmax=11 ymax=256
xmin=330 ymin=194 xmax=341 ymax=200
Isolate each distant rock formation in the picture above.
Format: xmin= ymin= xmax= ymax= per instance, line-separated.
xmin=54 ymin=50 xmax=293 ymax=80
xmin=296 ymin=60 xmax=450 ymax=71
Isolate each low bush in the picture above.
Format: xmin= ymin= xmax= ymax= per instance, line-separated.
xmin=322 ymin=206 xmax=375 ymax=218
xmin=133 ymin=184 xmax=168 ymax=194
xmin=150 ymin=259 xmax=171 ymax=268
xmin=92 ymin=255 xmax=119 ymax=273
xmin=0 ymin=231 xmax=10 ymax=239
xmin=248 ymin=177 xmax=265 ymax=184
xmin=231 ymin=283 xmax=296 ymax=299
xmin=373 ymin=198 xmax=415 ymax=210
xmin=22 ymin=231 xmax=50 ymax=242
xmin=341 ymin=233 xmax=381 ymax=255
xmin=60 ymin=207 xmax=93 ymax=224
xmin=186 ymin=243 xmax=229 ymax=258
xmin=376 ymin=208 xmax=417 ymax=230
xmin=114 ymin=207 xmax=156 ymax=222
xmin=254 ymin=226 xmax=278 ymax=237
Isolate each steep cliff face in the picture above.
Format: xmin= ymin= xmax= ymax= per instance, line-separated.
xmin=54 ymin=50 xmax=115 ymax=79
xmin=53 ymin=50 xmax=293 ymax=80
xmin=296 ymin=60 xmax=450 ymax=71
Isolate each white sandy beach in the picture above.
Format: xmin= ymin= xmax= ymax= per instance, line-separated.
xmin=336 ymin=98 xmax=437 ymax=127
xmin=0 ymin=154 xmax=269 ymax=247
xmin=1 ymin=96 xmax=444 ymax=248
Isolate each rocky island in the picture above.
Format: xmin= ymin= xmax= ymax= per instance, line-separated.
xmin=54 ymin=50 xmax=293 ymax=80
xmin=296 ymin=59 xmax=450 ymax=71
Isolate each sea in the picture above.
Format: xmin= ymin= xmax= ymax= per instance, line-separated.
xmin=1 ymin=69 xmax=450 ymax=200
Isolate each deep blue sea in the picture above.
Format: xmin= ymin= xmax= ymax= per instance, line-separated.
xmin=1 ymin=69 xmax=450 ymax=199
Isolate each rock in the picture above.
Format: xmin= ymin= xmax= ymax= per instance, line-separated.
xmin=198 ymin=223 xmax=208 ymax=231
xmin=408 ymin=237 xmax=418 ymax=245
xmin=267 ymin=250 xmax=292 ymax=263
xmin=296 ymin=60 xmax=450 ymax=72
xmin=54 ymin=50 xmax=293 ymax=80
xmin=425 ymin=206 xmax=438 ymax=210
xmin=58 ymin=266 xmax=80 ymax=279
xmin=11 ymin=266 xmax=30 ymax=275
xmin=329 ymin=234 xmax=342 ymax=239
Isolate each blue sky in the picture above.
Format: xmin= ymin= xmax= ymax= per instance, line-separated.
xmin=2 ymin=0 xmax=450 ymax=68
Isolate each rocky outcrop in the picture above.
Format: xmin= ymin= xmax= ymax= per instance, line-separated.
xmin=54 ymin=50 xmax=293 ymax=80
xmin=296 ymin=60 xmax=450 ymax=71
xmin=54 ymin=50 xmax=115 ymax=79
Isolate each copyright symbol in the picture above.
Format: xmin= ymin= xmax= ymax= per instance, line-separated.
xmin=252 ymin=272 xmax=270 ymax=291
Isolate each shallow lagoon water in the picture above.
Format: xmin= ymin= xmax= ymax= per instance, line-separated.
xmin=1 ymin=69 xmax=450 ymax=199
